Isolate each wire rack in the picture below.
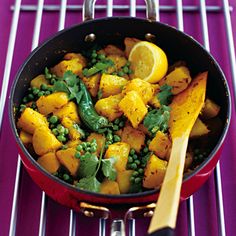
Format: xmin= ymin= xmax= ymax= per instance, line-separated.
xmin=0 ymin=0 xmax=236 ymax=236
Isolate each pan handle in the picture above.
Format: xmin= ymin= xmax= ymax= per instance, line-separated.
xmin=83 ymin=0 xmax=158 ymax=22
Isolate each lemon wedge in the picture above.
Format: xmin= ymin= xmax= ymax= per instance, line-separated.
xmin=129 ymin=41 xmax=168 ymax=83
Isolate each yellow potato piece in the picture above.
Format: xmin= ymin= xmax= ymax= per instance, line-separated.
xmin=190 ymin=118 xmax=209 ymax=138
xmin=36 ymin=92 xmax=69 ymax=115
xmin=82 ymin=74 xmax=101 ymax=97
xmin=87 ymin=133 xmax=106 ymax=156
xmin=119 ymin=91 xmax=148 ymax=128
xmin=32 ymin=127 xmax=62 ymax=155
xmin=37 ymin=152 xmax=60 ymax=174
xmin=116 ymin=170 xmax=134 ymax=194
xmin=95 ymin=93 xmax=124 ymax=121
xmin=56 ymin=148 xmax=80 ymax=177
xmin=61 ymin=117 xmax=81 ymax=141
xmin=100 ymin=179 xmax=120 ymax=195
xmin=201 ymin=98 xmax=220 ymax=119
xmin=30 ymin=74 xmax=49 ymax=89
xmin=105 ymin=142 xmax=130 ymax=172
xmin=19 ymin=130 xmax=33 ymax=145
xmin=143 ymin=154 xmax=168 ymax=189
xmin=17 ymin=107 xmax=48 ymax=134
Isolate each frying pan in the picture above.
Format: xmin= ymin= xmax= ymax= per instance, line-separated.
xmin=9 ymin=0 xmax=231 ymax=235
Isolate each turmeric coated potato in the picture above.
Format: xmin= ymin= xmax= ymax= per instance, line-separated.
xmin=100 ymin=179 xmax=120 ymax=194
xmin=37 ymin=152 xmax=60 ymax=174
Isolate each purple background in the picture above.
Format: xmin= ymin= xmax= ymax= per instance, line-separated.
xmin=0 ymin=0 xmax=236 ymax=235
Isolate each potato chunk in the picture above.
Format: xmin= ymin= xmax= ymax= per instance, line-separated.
xmin=53 ymin=101 xmax=80 ymax=123
xmin=30 ymin=74 xmax=49 ymax=89
xmin=159 ymin=66 xmax=192 ymax=95
xmin=99 ymin=74 xmax=128 ymax=98
xmin=56 ymin=148 xmax=80 ymax=177
xmin=100 ymin=179 xmax=120 ymax=194
xmin=124 ymin=37 xmax=141 ymax=58
xmin=51 ymin=53 xmax=86 ymax=77
xmin=32 ymin=127 xmax=62 ymax=155
xmin=103 ymin=45 xmax=125 ymax=56
xmin=95 ymin=94 xmax=124 ymax=121
xmin=190 ymin=118 xmax=209 ymax=138
xmin=121 ymin=125 xmax=145 ymax=153
xmin=116 ymin=170 xmax=133 ymax=194
xmin=123 ymin=78 xmax=155 ymax=104
xmin=36 ymin=92 xmax=69 ymax=115
xmin=119 ymin=91 xmax=148 ymax=128
xmin=143 ymin=154 xmax=168 ymax=189
xmin=37 ymin=152 xmax=60 ymax=174
xmin=19 ymin=130 xmax=32 ymax=146
xmin=17 ymin=107 xmax=48 ymax=134
xmin=149 ymin=131 xmax=171 ymax=159
xmin=61 ymin=117 xmax=82 ymax=140
xmin=105 ymin=142 xmax=130 ymax=172
xmin=107 ymin=54 xmax=127 ymax=73
xmin=201 ymin=98 xmax=220 ymax=119
xmin=82 ymin=74 xmax=101 ymax=97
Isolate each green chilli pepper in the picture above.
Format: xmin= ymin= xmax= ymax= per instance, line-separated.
xmin=78 ymin=80 xmax=108 ymax=132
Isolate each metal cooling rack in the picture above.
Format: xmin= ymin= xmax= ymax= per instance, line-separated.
xmin=1 ymin=0 xmax=236 ymax=235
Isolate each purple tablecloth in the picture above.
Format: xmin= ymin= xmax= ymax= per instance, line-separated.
xmin=1 ymin=0 xmax=236 ymax=235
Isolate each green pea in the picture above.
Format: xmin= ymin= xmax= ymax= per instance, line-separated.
xmin=113 ymin=135 xmax=121 ymax=142
xmin=128 ymin=156 xmax=133 ymax=163
xmin=91 ymin=138 xmax=97 ymax=144
xmin=113 ymin=125 xmax=119 ymax=131
xmin=75 ymin=152 xmax=81 ymax=158
xmin=92 ymin=58 xmax=97 ymax=64
xmin=90 ymin=146 xmax=97 ymax=153
xmin=128 ymin=69 xmax=133 ymax=74
xmin=117 ymin=71 xmax=124 ymax=77
xmin=45 ymin=91 xmax=51 ymax=95
xmin=132 ymin=171 xmax=139 ymax=177
xmin=130 ymin=176 xmax=135 ymax=183
xmin=76 ymin=145 xmax=83 ymax=151
xmin=51 ymin=78 xmax=56 ymax=85
xmin=64 ymin=128 xmax=69 ymax=135
xmin=52 ymin=128 xmax=59 ymax=136
xmin=81 ymin=142 xmax=87 ymax=148
xmin=61 ymin=145 xmax=68 ymax=150
xmin=57 ymin=135 xmax=66 ymax=142
xmin=143 ymin=147 xmax=149 ymax=153
xmin=22 ymin=97 xmax=28 ymax=103
xmin=130 ymin=163 xmax=137 ymax=170
xmin=123 ymin=66 xmax=129 ymax=74
xmin=106 ymin=141 xmax=113 ymax=145
xmin=38 ymin=91 xmax=44 ymax=97
xmin=91 ymin=52 xmax=97 ymax=58
xmin=119 ymin=121 xmax=124 ymax=127
xmin=138 ymin=168 xmax=144 ymax=174
xmin=133 ymin=154 xmax=138 ymax=160
xmin=57 ymin=125 xmax=65 ymax=134
xmin=98 ymin=54 xmax=106 ymax=60
xmin=126 ymin=61 xmax=131 ymax=67
xmin=32 ymin=88 xmax=40 ymax=95
xmin=40 ymin=83 xmax=48 ymax=91
xmin=63 ymin=174 xmax=70 ymax=181
xmin=141 ymin=163 xmax=146 ymax=168
xmin=135 ymin=160 xmax=140 ymax=165
xmin=134 ymin=177 xmax=141 ymax=184
xmin=146 ymin=139 xmax=151 ymax=145
xmin=114 ymin=118 xmax=120 ymax=125
xmin=19 ymin=104 xmax=26 ymax=112
xmin=130 ymin=149 xmax=136 ymax=156
xmin=49 ymin=115 xmax=58 ymax=124
xmin=107 ymin=133 xmax=113 ymax=141
xmin=86 ymin=147 xmax=91 ymax=152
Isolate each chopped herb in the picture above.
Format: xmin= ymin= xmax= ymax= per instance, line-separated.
xmin=101 ymin=158 xmax=117 ymax=181
xmin=143 ymin=105 xmax=171 ymax=135
xmin=73 ymin=123 xmax=85 ymax=138
xmin=78 ymin=154 xmax=99 ymax=178
xmin=157 ymin=84 xmax=173 ymax=105
xmin=97 ymin=89 xmax=103 ymax=99
xmin=76 ymin=176 xmax=101 ymax=192
xmin=52 ymin=71 xmax=83 ymax=104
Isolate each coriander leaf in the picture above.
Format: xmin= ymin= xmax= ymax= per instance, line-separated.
xmin=97 ymin=89 xmax=103 ymax=99
xmin=143 ymin=105 xmax=171 ymax=136
xmin=78 ymin=154 xmax=99 ymax=178
xmin=63 ymin=71 xmax=78 ymax=87
xmin=101 ymin=158 xmax=117 ymax=181
xmin=76 ymin=176 xmax=101 ymax=192
xmin=157 ymin=84 xmax=173 ymax=105
xmin=52 ymin=81 xmax=69 ymax=93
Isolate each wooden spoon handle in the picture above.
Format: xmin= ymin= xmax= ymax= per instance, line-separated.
xmin=148 ymin=135 xmax=189 ymax=234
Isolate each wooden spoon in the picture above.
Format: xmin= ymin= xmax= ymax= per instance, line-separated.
xmin=148 ymin=72 xmax=208 ymax=236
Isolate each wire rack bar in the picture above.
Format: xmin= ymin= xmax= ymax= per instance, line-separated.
xmin=10 ymin=4 xmax=233 ymax=12
xmin=58 ymin=0 xmax=67 ymax=31
xmin=222 ymin=0 xmax=236 ymax=108
xmin=0 ymin=0 xmax=22 ymax=130
xmin=176 ymin=0 xmax=184 ymax=31
xmin=130 ymin=0 xmax=136 ymax=17
xmin=128 ymin=219 xmax=135 ymax=236
xmin=69 ymin=211 xmax=76 ymax=236
xmin=38 ymin=192 xmax=47 ymax=236
xmin=199 ymin=1 xmax=227 ymax=235
xmin=107 ymin=0 xmax=113 ymax=17
xmin=99 ymin=218 xmax=107 ymax=236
